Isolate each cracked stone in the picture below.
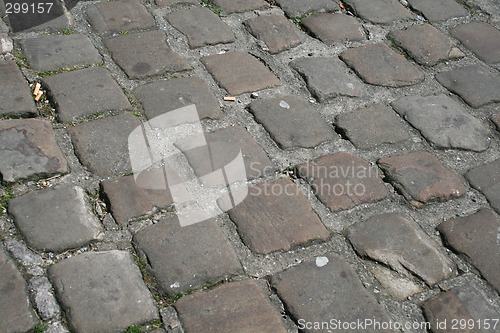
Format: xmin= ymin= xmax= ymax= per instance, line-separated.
xmin=244 ymin=14 xmax=301 ymax=54
xmin=371 ymin=265 xmax=423 ymax=300
xmin=303 ymin=13 xmax=366 ymax=45
xmin=0 ymin=60 xmax=37 ymax=117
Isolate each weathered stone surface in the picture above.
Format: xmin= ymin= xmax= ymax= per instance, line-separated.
xmin=87 ymin=0 xmax=155 ymax=34
xmin=349 ymin=213 xmax=455 ymax=286
xmin=201 ymin=52 xmax=280 ymax=95
xmin=370 ymin=265 xmax=423 ymax=300
xmin=290 ymin=57 xmax=365 ymax=102
xmin=29 ymin=276 xmax=60 ymax=320
xmin=248 ymin=96 xmax=336 ymax=149
xmin=0 ymin=60 xmax=37 ymax=117
xmin=0 ymin=33 xmax=12 ymax=54
xmin=275 ymin=0 xmax=338 ymax=17
xmin=435 ymin=65 xmax=500 ymax=108
xmin=391 ymin=94 xmax=490 ymax=151
xmin=452 ymin=22 xmax=500 ymax=64
xmin=155 ymin=0 xmax=197 ymax=7
xmin=21 ymin=34 xmax=102 ymax=71
xmin=271 ymin=254 xmax=392 ymax=333
xmin=105 ymin=30 xmax=191 ymax=79
xmin=340 ymin=43 xmax=424 ymax=87
xmin=0 ymin=248 xmax=37 ymax=333
xmin=343 ymin=0 xmax=412 ymax=24
xmin=0 ymin=119 xmax=68 ymax=182
xmin=48 ymin=250 xmax=158 ymax=333
xmin=407 ymin=0 xmax=467 ymax=21
xmin=175 ymin=280 xmax=287 ymax=333
xmin=244 ymin=14 xmax=301 ymax=54
xmin=466 ymin=158 xmax=500 ymax=213
xmin=68 ymin=113 xmax=141 ymax=178
xmin=378 ymin=151 xmax=466 ymax=206
xmin=211 ymin=0 xmax=267 ymax=13
xmin=492 ymin=114 xmax=500 ymax=130
xmin=303 ymin=13 xmax=366 ymax=45
xmin=134 ymin=217 xmax=242 ymax=295
xmin=297 ymin=152 xmax=388 ymax=212
xmin=335 ymin=103 xmax=410 ymax=149
xmin=43 ymin=67 xmax=131 ymax=122
xmin=134 ymin=77 xmax=220 ymax=120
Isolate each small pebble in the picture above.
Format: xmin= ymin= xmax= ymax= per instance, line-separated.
xmin=279 ymin=100 xmax=290 ymax=109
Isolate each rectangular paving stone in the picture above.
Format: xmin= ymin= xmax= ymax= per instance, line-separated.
xmin=21 ymin=34 xmax=102 ymax=72
xmin=0 ymin=61 xmax=37 ymax=117
xmin=48 ymin=250 xmax=158 ymax=333
xmin=271 ymin=253 xmax=392 ymax=333
xmin=452 ymin=22 xmax=500 ymax=64
xmin=465 ymin=159 xmax=500 ymax=214
xmin=134 ymin=217 xmax=242 ymax=295
xmin=0 ymin=119 xmax=68 ymax=182
xmin=340 ymin=43 xmax=424 ymax=87
xmin=244 ymin=14 xmax=301 ymax=54
xmin=348 ymin=213 xmax=455 ymax=286
xmin=201 ymin=52 xmax=280 ymax=95
xmin=166 ymin=7 xmax=235 ymax=49
xmin=435 ymin=65 xmax=500 ymax=108
xmin=290 ymin=57 xmax=365 ymax=102
xmin=296 ymin=152 xmax=388 ymax=212
xmin=210 ymin=0 xmax=268 ymax=14
xmin=378 ymin=151 xmax=466 ymax=207
xmin=43 ymin=67 xmax=132 ymax=123
xmin=303 ymin=13 xmax=366 ymax=45
xmin=335 ymin=103 xmax=410 ymax=149
xmin=343 ymin=0 xmax=413 ymax=24
xmin=275 ymin=0 xmax=338 ymax=17
xmin=248 ymin=95 xmax=336 ymax=149
xmin=174 ymin=279 xmax=287 ymax=333
xmin=391 ymin=94 xmax=490 ymax=151
xmin=407 ymin=0 xmax=468 ymax=21
xmin=105 ymin=30 xmax=191 ymax=79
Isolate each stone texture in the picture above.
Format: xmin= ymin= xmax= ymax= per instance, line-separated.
xmin=452 ymin=22 xmax=500 ymax=64
xmin=244 ymin=14 xmax=301 ymax=54
xmin=275 ymin=0 xmax=338 ymax=17
xmin=407 ymin=0 xmax=468 ymax=21
xmin=48 ymin=250 xmax=158 ymax=333
xmin=466 ymin=158 xmax=500 ymax=213
xmin=492 ymin=114 xmax=500 ymax=130
xmin=248 ymin=95 xmax=336 ymax=149
xmin=21 ymin=34 xmax=101 ymax=71
xmin=0 ymin=60 xmax=37 ymax=117
xmin=43 ymin=67 xmax=131 ymax=122
xmin=86 ymin=0 xmax=155 ymax=34
xmin=68 ymin=113 xmax=141 ymax=178
xmin=378 ymin=151 xmax=466 ymax=207
xmin=0 ymin=33 xmax=12 ymax=54
xmin=335 ymin=103 xmax=410 ymax=149
xmin=201 ymin=52 xmax=280 ymax=95
xmin=340 ymin=43 xmax=424 ymax=87
xmin=348 ymin=213 xmax=455 ymax=286
xmin=290 ymin=57 xmax=365 ymax=102
xmin=435 ymin=65 xmax=500 ymax=108
xmin=303 ymin=13 xmax=366 ymax=45
xmin=271 ymin=253 xmax=392 ymax=333
xmin=105 ymin=30 xmax=190 ymax=79
xmin=210 ymin=0 xmax=268 ymax=14
xmin=134 ymin=217 xmax=242 ymax=295
xmin=155 ymin=0 xmax=198 ymax=6
xmin=370 ymin=265 xmax=423 ymax=300
xmin=343 ymin=0 xmax=412 ymax=24
xmin=0 ymin=119 xmax=68 ymax=182
xmin=391 ymin=94 xmax=490 ymax=151
xmin=296 ymin=152 xmax=388 ymax=212
xmin=29 ymin=276 xmax=60 ymax=320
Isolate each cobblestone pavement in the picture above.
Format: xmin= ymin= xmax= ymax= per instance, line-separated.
xmin=1 ymin=0 xmax=500 ymax=332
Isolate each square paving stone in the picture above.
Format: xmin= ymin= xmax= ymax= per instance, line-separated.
xmin=166 ymin=7 xmax=235 ymax=49
xmin=21 ymin=34 xmax=102 ymax=72
xmin=438 ymin=208 xmax=500 ymax=292
xmin=303 ymin=13 xmax=366 ymax=45
xmin=465 ymin=159 xmax=500 ymax=214
xmin=134 ymin=217 xmax=242 ymax=295
xmin=225 ymin=178 xmax=330 ymax=254
xmin=271 ymin=253 xmax=392 ymax=333
xmin=9 ymin=185 xmax=103 ymax=253
xmin=209 ymin=0 xmax=268 ymax=14
xmin=0 ymin=61 xmax=37 ymax=117
xmin=391 ymin=94 xmax=490 ymax=151
xmin=451 ymin=22 xmax=500 ymax=64
xmin=340 ymin=43 xmax=424 ymax=87
xmin=248 ymin=96 xmax=336 ymax=149
xmin=378 ymin=151 xmax=466 ymax=207
xmin=296 ymin=152 xmax=388 ymax=212
xmin=348 ymin=213 xmax=455 ymax=286
xmin=43 ymin=67 xmax=132 ymax=123
xmin=0 ymin=119 xmax=68 ymax=182
xmin=86 ymin=0 xmax=155 ymax=34
xmin=343 ymin=0 xmax=412 ymax=24
xmin=290 ymin=57 xmax=365 ymax=102
xmin=435 ymin=65 xmax=500 ymax=108
xmin=407 ymin=0 xmax=467 ymax=21
xmin=68 ymin=113 xmax=141 ymax=178
xmin=244 ymin=14 xmax=301 ymax=54
xmin=275 ymin=0 xmax=338 ymax=17
xmin=48 ymin=250 xmax=158 ymax=333
xmin=201 ymin=52 xmax=280 ymax=95
xmin=335 ymin=103 xmax=410 ymax=149
xmin=174 ymin=279 xmax=287 ymax=333
xmin=105 ymin=30 xmax=191 ymax=79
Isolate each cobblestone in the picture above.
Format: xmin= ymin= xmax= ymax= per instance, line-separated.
xmin=343 ymin=0 xmax=413 ymax=24
xmin=465 ymin=159 xmax=500 ymax=213
xmin=210 ymin=0 xmax=268 ymax=14
xmin=406 ymin=0 xmax=468 ymax=21
xmin=451 ymin=22 xmax=500 ymax=64
xmin=0 ymin=61 xmax=37 ymax=117
xmin=303 ymin=13 xmax=366 ymax=45
xmin=274 ymin=0 xmax=338 ymax=17
xmin=244 ymin=14 xmax=301 ymax=54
